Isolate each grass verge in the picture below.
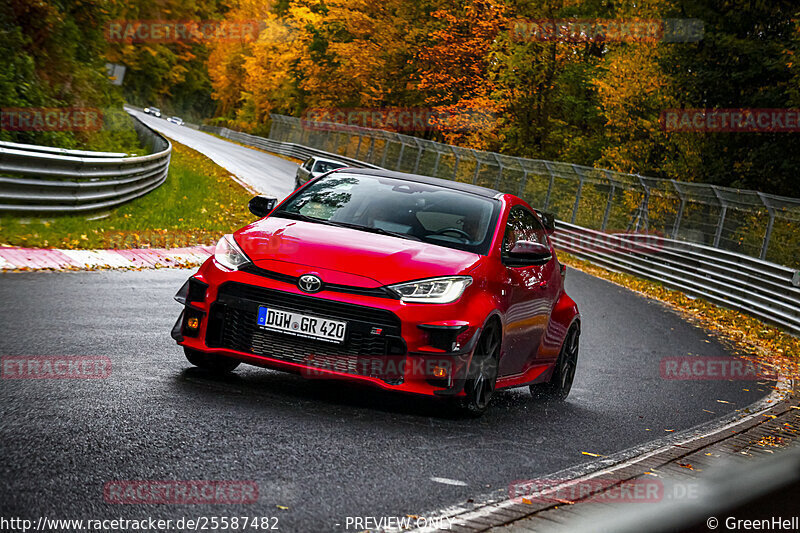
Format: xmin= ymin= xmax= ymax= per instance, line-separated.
xmin=0 ymin=141 xmax=255 ymax=249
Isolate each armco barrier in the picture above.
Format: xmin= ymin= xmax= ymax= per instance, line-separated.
xmin=552 ymin=222 xmax=800 ymax=335
xmin=0 ymin=112 xmax=171 ymax=213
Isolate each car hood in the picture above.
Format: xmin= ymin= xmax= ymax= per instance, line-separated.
xmin=234 ymin=216 xmax=481 ymax=288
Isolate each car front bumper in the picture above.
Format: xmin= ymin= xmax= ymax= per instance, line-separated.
xmin=172 ymin=258 xmax=487 ymax=398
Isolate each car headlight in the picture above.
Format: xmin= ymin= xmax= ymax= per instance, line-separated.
xmin=214 ymin=234 xmax=251 ymax=271
xmin=388 ymin=276 xmax=472 ymax=304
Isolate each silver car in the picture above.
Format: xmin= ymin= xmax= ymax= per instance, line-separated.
xmin=295 ymin=156 xmax=348 ymax=188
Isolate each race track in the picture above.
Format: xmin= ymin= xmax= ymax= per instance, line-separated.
xmin=0 ymin=267 xmax=771 ymax=530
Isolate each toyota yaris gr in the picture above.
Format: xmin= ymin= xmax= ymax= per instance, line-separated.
xmin=172 ymin=168 xmax=580 ymax=415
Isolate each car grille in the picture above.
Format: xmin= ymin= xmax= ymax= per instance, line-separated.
xmin=206 ymin=282 xmax=406 ymax=382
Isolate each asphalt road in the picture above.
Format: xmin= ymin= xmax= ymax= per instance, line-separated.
xmin=130 ymin=109 xmax=298 ymax=199
xmin=0 ymin=268 xmax=772 ymax=531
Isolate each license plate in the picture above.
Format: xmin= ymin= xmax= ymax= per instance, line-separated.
xmin=256 ymin=306 xmax=347 ymax=344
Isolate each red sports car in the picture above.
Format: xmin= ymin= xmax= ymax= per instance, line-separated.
xmin=172 ymin=168 xmax=580 ymax=415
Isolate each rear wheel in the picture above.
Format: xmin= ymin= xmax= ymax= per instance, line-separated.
xmin=531 ymin=324 xmax=579 ymax=401
xmin=460 ymin=324 xmax=500 ymax=416
xmin=184 ymin=347 xmax=240 ymax=374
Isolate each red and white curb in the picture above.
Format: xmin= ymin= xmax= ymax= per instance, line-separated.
xmin=0 ymin=245 xmax=213 ymax=271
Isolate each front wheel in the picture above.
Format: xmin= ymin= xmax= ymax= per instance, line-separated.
xmin=184 ymin=347 xmax=240 ymax=374
xmin=531 ymin=324 xmax=579 ymax=401
xmin=460 ymin=324 xmax=501 ymax=416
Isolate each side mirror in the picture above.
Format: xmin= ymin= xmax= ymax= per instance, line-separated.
xmin=537 ymin=211 xmax=556 ymax=234
xmin=249 ymin=195 xmax=277 ymax=217
xmin=506 ymin=240 xmax=552 ymax=266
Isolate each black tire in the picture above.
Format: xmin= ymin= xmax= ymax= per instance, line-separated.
xmin=184 ymin=347 xmax=240 ymax=374
xmin=531 ymin=324 xmax=579 ymax=401
xmin=460 ymin=324 xmax=501 ymax=416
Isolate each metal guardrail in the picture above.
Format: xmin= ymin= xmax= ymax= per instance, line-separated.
xmin=268 ymin=114 xmax=800 ymax=269
xmin=552 ymin=222 xmax=800 ymax=335
xmin=0 ymin=112 xmax=171 ymax=213
xmin=197 ymin=121 xmax=800 ymax=336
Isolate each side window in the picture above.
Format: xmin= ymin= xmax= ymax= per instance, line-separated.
xmin=503 ymin=207 xmax=548 ymax=253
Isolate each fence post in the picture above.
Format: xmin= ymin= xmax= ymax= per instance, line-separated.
xmin=671 ymin=180 xmax=686 ymax=239
xmin=492 ymin=154 xmax=504 ymax=190
xmin=413 ymin=138 xmax=424 ymax=174
xmin=354 ymin=134 xmax=363 ymax=159
xmin=452 ymin=149 xmax=460 ymax=180
xmin=757 ymin=192 xmax=776 ymax=260
xmin=710 ymin=186 xmax=727 ymax=248
xmin=330 ymin=131 xmax=340 ymax=155
xmin=632 ymin=176 xmax=650 ymax=233
xmin=571 ymin=165 xmax=586 ymax=224
xmin=396 ymin=141 xmax=405 ymax=170
xmin=601 ymin=170 xmax=615 ymax=231
xmin=543 ymin=161 xmax=556 ymax=211
xmin=432 ymin=150 xmax=442 ymax=177
xmin=471 ymin=149 xmax=482 ymax=184
xmin=380 ymin=137 xmax=391 ymax=167
xmin=365 ymin=136 xmax=375 ymax=164
xmin=517 ymin=169 xmax=529 ymax=198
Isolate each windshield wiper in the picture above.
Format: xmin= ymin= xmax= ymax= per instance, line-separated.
xmin=331 ymin=221 xmax=422 ymax=241
xmin=271 ymin=211 xmax=339 ymax=226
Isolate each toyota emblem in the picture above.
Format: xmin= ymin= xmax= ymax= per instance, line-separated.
xmin=298 ymin=274 xmax=323 ymax=293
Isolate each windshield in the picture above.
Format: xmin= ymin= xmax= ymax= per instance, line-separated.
xmin=275 ymin=173 xmax=500 ymax=255
xmin=313 ymin=160 xmax=347 ymax=174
